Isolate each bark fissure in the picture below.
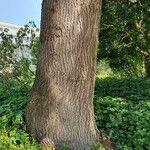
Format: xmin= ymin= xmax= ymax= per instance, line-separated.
xmin=26 ymin=0 xmax=102 ymax=149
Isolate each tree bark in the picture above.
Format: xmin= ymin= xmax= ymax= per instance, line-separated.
xmin=26 ymin=0 xmax=102 ymax=149
xmin=144 ymin=55 xmax=150 ymax=77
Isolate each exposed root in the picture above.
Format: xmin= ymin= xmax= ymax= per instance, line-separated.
xmin=41 ymin=137 xmax=55 ymax=150
xmin=100 ymin=133 xmax=114 ymax=150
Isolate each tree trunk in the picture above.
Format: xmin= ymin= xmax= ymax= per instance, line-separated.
xmin=26 ymin=0 xmax=102 ymax=149
xmin=144 ymin=55 xmax=150 ymax=77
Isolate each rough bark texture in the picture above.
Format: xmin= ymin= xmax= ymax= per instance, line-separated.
xmin=26 ymin=0 xmax=102 ymax=149
xmin=144 ymin=55 xmax=150 ymax=77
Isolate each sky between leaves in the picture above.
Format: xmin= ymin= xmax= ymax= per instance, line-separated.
xmin=0 ymin=0 xmax=42 ymax=27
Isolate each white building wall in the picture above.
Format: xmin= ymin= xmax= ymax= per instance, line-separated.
xmin=0 ymin=22 xmax=22 ymax=35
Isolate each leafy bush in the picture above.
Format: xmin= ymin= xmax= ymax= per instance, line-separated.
xmin=0 ymin=24 xmax=150 ymax=149
xmin=0 ymin=22 xmax=39 ymax=85
xmin=94 ymin=77 xmax=150 ymax=150
xmin=1 ymin=76 xmax=149 ymax=150
xmin=0 ymin=79 xmax=41 ymax=150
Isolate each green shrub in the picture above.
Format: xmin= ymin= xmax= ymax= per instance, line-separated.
xmin=1 ymin=74 xmax=150 ymax=150
xmin=94 ymin=77 xmax=150 ymax=150
xmin=0 ymin=80 xmax=41 ymax=150
xmin=0 ymin=22 xmax=39 ymax=86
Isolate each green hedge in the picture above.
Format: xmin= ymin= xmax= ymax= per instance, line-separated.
xmin=0 ymin=79 xmax=41 ymax=150
xmin=94 ymin=77 xmax=150 ymax=150
xmin=0 ymin=77 xmax=150 ymax=149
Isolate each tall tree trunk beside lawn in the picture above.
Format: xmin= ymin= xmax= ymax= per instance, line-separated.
xmin=26 ymin=0 xmax=102 ymax=149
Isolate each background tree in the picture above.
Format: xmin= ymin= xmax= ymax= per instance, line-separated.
xmin=26 ymin=0 xmax=102 ymax=149
xmin=98 ymin=0 xmax=150 ymax=77
xmin=0 ymin=22 xmax=39 ymax=85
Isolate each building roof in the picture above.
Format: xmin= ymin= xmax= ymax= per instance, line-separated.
xmin=0 ymin=21 xmax=22 ymax=35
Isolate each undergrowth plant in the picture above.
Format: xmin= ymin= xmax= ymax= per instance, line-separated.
xmin=94 ymin=77 xmax=150 ymax=150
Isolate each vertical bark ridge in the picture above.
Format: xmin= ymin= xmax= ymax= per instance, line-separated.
xmin=26 ymin=0 xmax=102 ymax=149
